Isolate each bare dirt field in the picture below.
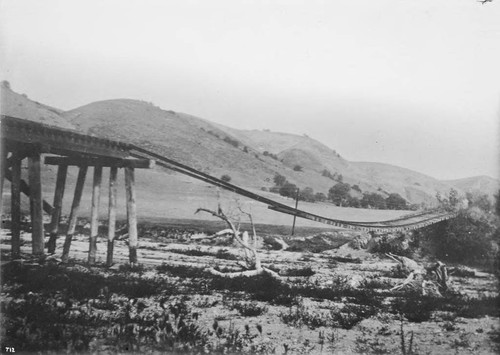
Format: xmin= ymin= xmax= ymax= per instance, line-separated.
xmin=1 ymin=218 xmax=499 ymax=354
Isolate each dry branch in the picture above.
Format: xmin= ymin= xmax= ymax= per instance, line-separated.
xmin=195 ymin=207 xmax=280 ymax=279
xmin=386 ymin=253 xmax=449 ymax=296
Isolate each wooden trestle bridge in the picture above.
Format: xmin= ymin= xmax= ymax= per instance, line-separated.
xmin=0 ymin=115 xmax=457 ymax=264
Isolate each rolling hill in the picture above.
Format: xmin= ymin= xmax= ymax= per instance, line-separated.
xmin=1 ymin=82 xmax=498 ymax=207
xmin=0 ymin=81 xmax=74 ymax=129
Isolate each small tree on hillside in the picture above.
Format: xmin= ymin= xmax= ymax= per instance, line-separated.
xmin=386 ymin=193 xmax=408 ymax=210
xmin=293 ymin=165 xmax=303 ymax=172
xmin=279 ymin=182 xmax=298 ymax=199
xmin=299 ymin=187 xmax=315 ymax=202
xmin=361 ymin=192 xmax=387 ymax=209
xmin=314 ymin=192 xmax=327 ymax=202
xmin=351 ymin=184 xmax=362 ymax=193
xmin=273 ymin=173 xmax=287 ymax=187
xmin=328 ymin=182 xmax=351 ymax=206
xmin=466 ymin=192 xmax=493 ymax=213
xmin=347 ymin=196 xmax=361 ymax=208
xmin=220 ymin=174 xmax=231 ymax=183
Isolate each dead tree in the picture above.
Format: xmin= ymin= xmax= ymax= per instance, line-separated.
xmin=386 ymin=253 xmax=449 ymax=296
xmin=195 ymin=207 xmax=280 ymax=279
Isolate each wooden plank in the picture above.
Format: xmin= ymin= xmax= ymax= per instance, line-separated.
xmin=28 ymin=151 xmax=44 ymax=255
xmin=88 ymin=165 xmax=102 ymax=265
xmin=106 ymin=166 xmax=118 ymax=267
xmin=62 ymin=165 xmax=88 ymax=263
xmin=125 ymin=167 xmax=138 ymax=264
xmin=47 ymin=164 xmax=68 ymax=253
xmin=10 ymin=152 xmax=22 ymax=258
xmin=44 ymin=156 xmax=155 ymax=169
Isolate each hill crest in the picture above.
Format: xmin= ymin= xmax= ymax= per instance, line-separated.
xmin=2 ymin=85 xmax=498 ymax=205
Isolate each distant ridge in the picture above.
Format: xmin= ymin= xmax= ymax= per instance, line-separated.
xmin=1 ymin=83 xmax=498 ymax=206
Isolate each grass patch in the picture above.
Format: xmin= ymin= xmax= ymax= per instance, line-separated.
xmin=229 ymin=301 xmax=268 ymax=317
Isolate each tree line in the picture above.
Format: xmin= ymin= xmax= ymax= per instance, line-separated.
xmin=269 ymin=173 xmax=412 ymax=210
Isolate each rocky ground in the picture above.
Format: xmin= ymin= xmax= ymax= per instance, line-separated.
xmin=1 ymin=221 xmax=499 ymax=354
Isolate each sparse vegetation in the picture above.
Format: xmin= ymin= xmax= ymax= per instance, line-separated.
xmin=220 ymin=174 xmax=232 ymax=182
xmin=223 ymin=136 xmax=240 ymax=148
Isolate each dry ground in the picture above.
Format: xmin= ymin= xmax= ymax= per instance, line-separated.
xmin=1 ymin=220 xmax=499 ymax=354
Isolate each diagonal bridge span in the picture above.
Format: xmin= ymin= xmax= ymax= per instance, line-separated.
xmin=1 ymin=115 xmax=456 ymax=236
xmin=129 ymin=145 xmax=456 ymax=232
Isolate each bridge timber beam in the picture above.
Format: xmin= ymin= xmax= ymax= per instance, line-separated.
xmin=44 ymin=156 xmax=155 ymax=169
xmin=1 ymin=115 xmax=131 ymax=159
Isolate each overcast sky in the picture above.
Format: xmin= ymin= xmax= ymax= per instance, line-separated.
xmin=1 ymin=0 xmax=499 ymax=180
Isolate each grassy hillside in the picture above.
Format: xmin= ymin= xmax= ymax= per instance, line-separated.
xmin=2 ymin=84 xmax=498 ymax=208
xmin=445 ymin=175 xmax=500 ymax=201
xmin=0 ymin=82 xmax=74 ymax=129
xmin=61 ymin=99 xmax=346 ymax=195
xmin=208 ymin=124 xmax=463 ymax=205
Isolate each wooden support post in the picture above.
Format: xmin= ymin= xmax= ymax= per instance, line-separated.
xmin=88 ymin=165 xmax=102 ymax=265
xmin=47 ymin=164 xmax=68 ymax=253
xmin=4 ymin=170 xmax=54 ymax=215
xmin=291 ymin=188 xmax=300 ymax=236
xmin=28 ymin=151 xmax=44 ymax=255
xmin=0 ymin=141 xmax=7 ymax=213
xmin=106 ymin=166 xmax=118 ymax=267
xmin=10 ymin=153 xmax=22 ymax=258
xmin=125 ymin=167 xmax=138 ymax=264
xmin=62 ymin=166 xmax=87 ymax=263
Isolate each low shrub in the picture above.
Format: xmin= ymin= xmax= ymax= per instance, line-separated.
xmin=331 ymin=304 xmax=377 ymax=329
xmin=280 ymin=303 xmax=329 ymax=329
xmin=281 ymin=266 xmax=315 ymax=277
xmin=391 ymin=293 xmax=435 ymax=322
xmin=230 ymin=301 xmax=268 ymax=317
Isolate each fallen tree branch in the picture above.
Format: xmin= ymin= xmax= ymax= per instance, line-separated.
xmin=206 ymin=266 xmax=281 ymax=279
xmin=195 ymin=206 xmax=279 ymax=279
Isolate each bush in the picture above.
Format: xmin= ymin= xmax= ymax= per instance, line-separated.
xmin=299 ymin=187 xmax=316 ymax=202
xmin=279 ymin=182 xmax=298 ymax=198
xmin=220 ymin=174 xmax=231 ymax=182
xmin=361 ymin=192 xmax=387 ymax=209
xmin=281 ymin=266 xmax=315 ymax=277
xmin=280 ymin=303 xmax=329 ymax=329
xmin=422 ymin=208 xmax=497 ymax=266
xmin=223 ymin=136 xmax=239 ymax=148
xmin=330 ymin=304 xmax=377 ymax=329
xmin=391 ymin=294 xmax=435 ymax=322
xmin=314 ymin=192 xmax=327 ymax=202
xmin=263 ymin=151 xmax=279 ymax=160
xmin=293 ymin=165 xmax=303 ymax=172
xmin=328 ymin=182 xmax=351 ymax=206
xmin=230 ymin=301 xmax=268 ymax=317
xmin=386 ymin=193 xmax=408 ymax=210
xmin=273 ymin=173 xmax=287 ymax=187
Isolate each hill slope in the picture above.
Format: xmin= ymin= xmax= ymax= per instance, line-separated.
xmin=445 ymin=176 xmax=499 ymax=201
xmin=0 ymin=82 xmax=74 ymax=129
xmin=62 ymin=99 xmax=330 ymax=191
xmin=207 ymin=125 xmax=469 ymax=205
xmin=2 ymin=84 xmax=497 ymax=206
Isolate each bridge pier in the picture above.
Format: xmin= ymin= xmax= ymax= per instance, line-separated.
xmin=44 ymin=156 xmax=153 ymax=265
xmin=88 ymin=165 xmax=102 ymax=264
xmin=28 ymin=151 xmax=44 ymax=255
xmin=47 ymin=164 xmax=67 ymax=253
xmin=10 ymin=152 xmax=22 ymax=259
xmin=106 ymin=167 xmax=118 ymax=267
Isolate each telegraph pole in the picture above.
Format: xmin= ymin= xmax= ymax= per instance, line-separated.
xmin=291 ymin=188 xmax=300 ymax=236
